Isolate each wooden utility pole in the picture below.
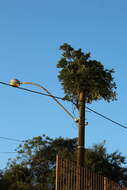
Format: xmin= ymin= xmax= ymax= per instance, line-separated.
xmin=77 ymin=91 xmax=85 ymax=166
xmin=77 ymin=91 xmax=85 ymax=190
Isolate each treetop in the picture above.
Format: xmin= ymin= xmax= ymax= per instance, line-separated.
xmin=57 ymin=43 xmax=117 ymax=107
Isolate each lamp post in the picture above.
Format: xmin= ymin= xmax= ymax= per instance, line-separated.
xmin=9 ymin=79 xmax=78 ymax=122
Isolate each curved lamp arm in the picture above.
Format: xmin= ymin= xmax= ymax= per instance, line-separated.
xmin=9 ymin=79 xmax=77 ymax=122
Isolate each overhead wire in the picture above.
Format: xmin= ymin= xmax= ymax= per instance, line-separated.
xmin=0 ymin=136 xmax=24 ymax=142
xmin=0 ymin=151 xmax=27 ymax=154
xmin=0 ymin=152 xmax=18 ymax=154
xmin=0 ymin=81 xmax=75 ymax=120
xmin=86 ymin=107 xmax=127 ymax=130
xmin=0 ymin=81 xmax=127 ymax=130
xmin=0 ymin=81 xmax=127 ymax=154
xmin=0 ymin=81 xmax=63 ymax=100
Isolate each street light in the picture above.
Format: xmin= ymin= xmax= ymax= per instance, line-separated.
xmin=9 ymin=79 xmax=78 ymax=122
xmin=9 ymin=79 xmax=21 ymax=87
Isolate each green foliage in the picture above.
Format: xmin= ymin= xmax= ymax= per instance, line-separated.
xmin=0 ymin=135 xmax=77 ymax=190
xmin=85 ymin=141 xmax=127 ymax=186
xmin=0 ymin=166 xmax=32 ymax=190
xmin=57 ymin=43 xmax=117 ymax=107
xmin=0 ymin=135 xmax=127 ymax=189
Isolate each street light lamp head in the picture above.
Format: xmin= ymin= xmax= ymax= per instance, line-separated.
xmin=9 ymin=79 xmax=21 ymax=87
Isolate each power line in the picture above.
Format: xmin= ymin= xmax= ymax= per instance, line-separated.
xmin=0 ymin=81 xmax=75 ymax=120
xmin=0 ymin=81 xmax=63 ymax=100
xmin=0 ymin=152 xmax=18 ymax=154
xmin=0 ymin=151 xmax=29 ymax=154
xmin=0 ymin=151 xmax=27 ymax=154
xmin=0 ymin=136 xmax=24 ymax=142
xmin=86 ymin=107 xmax=127 ymax=130
xmin=0 ymin=81 xmax=127 ymax=130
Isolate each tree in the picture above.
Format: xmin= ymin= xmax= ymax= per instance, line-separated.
xmin=57 ymin=43 xmax=117 ymax=105
xmin=1 ymin=135 xmax=127 ymax=189
xmin=1 ymin=135 xmax=77 ymax=190
xmin=0 ymin=165 xmax=33 ymax=190
xmin=85 ymin=141 xmax=127 ymax=186
xmin=57 ymin=43 xmax=117 ymax=166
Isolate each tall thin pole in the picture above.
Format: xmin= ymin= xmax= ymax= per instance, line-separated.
xmin=77 ymin=91 xmax=85 ymax=190
xmin=77 ymin=91 xmax=85 ymax=166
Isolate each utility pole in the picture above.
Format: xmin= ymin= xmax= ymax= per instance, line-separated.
xmin=77 ymin=91 xmax=85 ymax=190
xmin=77 ymin=91 xmax=85 ymax=166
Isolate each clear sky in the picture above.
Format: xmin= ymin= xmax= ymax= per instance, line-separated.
xmin=0 ymin=0 xmax=127 ymax=169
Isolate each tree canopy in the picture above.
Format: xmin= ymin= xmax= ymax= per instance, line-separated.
xmin=0 ymin=135 xmax=127 ymax=189
xmin=57 ymin=43 xmax=117 ymax=107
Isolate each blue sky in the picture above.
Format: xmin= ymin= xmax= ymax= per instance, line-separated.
xmin=0 ymin=0 xmax=127 ymax=169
